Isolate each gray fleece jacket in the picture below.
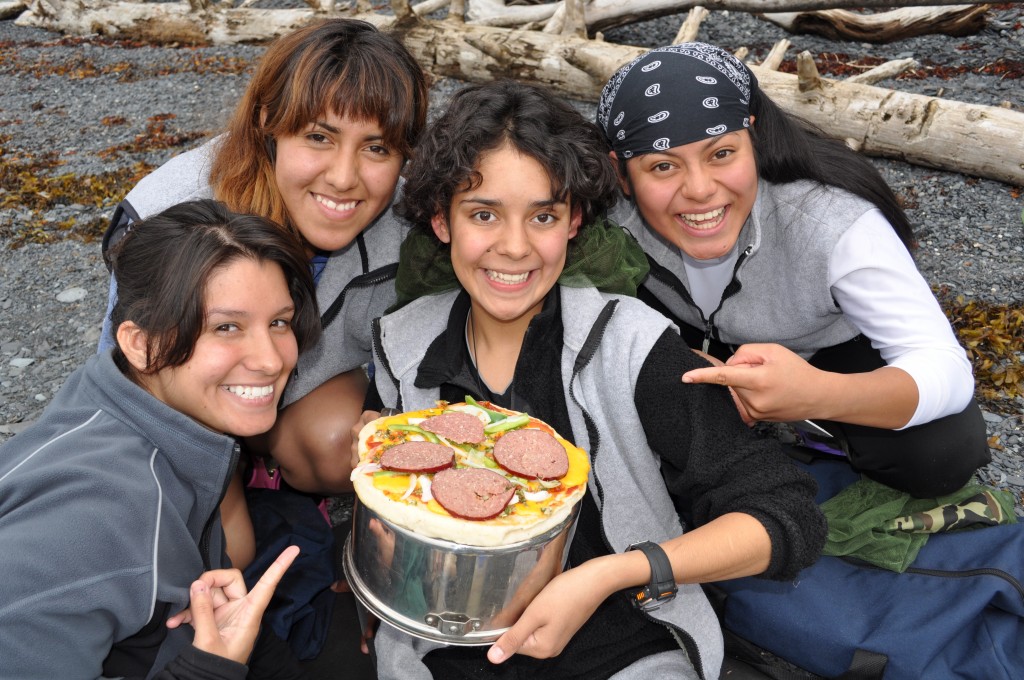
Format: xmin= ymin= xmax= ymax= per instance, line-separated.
xmin=99 ymin=136 xmax=408 ymax=406
xmin=0 ymin=351 xmax=237 ymax=679
xmin=371 ymin=286 xmax=726 ymax=680
xmin=612 ymin=179 xmax=873 ymax=357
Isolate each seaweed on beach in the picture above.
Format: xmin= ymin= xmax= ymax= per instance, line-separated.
xmin=937 ymin=287 xmax=1024 ymax=410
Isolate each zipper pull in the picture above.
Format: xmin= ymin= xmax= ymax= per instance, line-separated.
xmin=702 ymin=324 xmax=712 ymax=355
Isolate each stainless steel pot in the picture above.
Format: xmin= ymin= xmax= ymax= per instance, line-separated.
xmin=343 ymin=498 xmax=580 ymax=645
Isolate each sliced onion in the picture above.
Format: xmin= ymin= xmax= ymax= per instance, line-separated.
xmin=505 ymin=474 xmax=530 ymax=488
xmin=461 ymin=454 xmax=489 ymax=469
xmin=401 ymin=473 xmax=419 ymax=500
xmin=419 ymin=474 xmax=433 ymax=502
xmin=407 ymin=417 xmax=425 ymax=426
xmin=523 ymin=489 xmax=550 ymax=502
xmin=445 ymin=403 xmax=491 ymax=425
xmin=353 ymin=462 xmax=382 ymax=477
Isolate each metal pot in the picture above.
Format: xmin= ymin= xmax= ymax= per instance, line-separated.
xmin=343 ymin=498 xmax=580 ymax=645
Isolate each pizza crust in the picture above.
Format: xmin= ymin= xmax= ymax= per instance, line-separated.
xmin=352 ymin=403 xmax=588 ymax=547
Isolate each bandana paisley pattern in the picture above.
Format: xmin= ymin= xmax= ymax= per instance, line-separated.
xmin=598 ymin=42 xmax=757 ymax=158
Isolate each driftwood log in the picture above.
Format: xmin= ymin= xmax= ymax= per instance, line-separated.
xmin=465 ymin=0 xmax=995 ymax=33
xmin=0 ymin=1 xmax=26 ymax=20
xmin=762 ymin=4 xmax=991 ymax=42
xmin=14 ymin=0 xmax=1024 ymax=186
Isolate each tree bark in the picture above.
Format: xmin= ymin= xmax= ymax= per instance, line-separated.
xmin=15 ymin=0 xmax=1023 ymax=185
xmin=761 ymin=4 xmax=991 ymax=42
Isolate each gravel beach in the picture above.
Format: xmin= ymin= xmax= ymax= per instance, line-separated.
xmin=1 ymin=5 xmax=1022 ymax=514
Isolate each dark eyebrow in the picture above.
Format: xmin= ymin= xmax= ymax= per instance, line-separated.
xmin=701 ymin=131 xmax=742 ymax=149
xmin=530 ymin=199 xmax=564 ymax=209
xmin=458 ymin=197 xmax=564 ymax=208
xmin=459 ymin=197 xmax=500 ymax=207
xmin=207 ymin=304 xmax=295 ymax=319
xmin=312 ymin=121 xmax=384 ymax=143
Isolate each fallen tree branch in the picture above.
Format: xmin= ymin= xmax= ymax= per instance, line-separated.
xmin=0 ymin=0 xmax=26 ymax=20
xmin=758 ymin=38 xmax=792 ymax=70
xmin=580 ymin=0 xmax=993 ymax=34
xmin=413 ymin=0 xmax=450 ymax=16
xmin=467 ymin=0 xmax=559 ymax=27
xmin=673 ymin=6 xmax=709 ymax=44
xmin=761 ymin=4 xmax=991 ymax=42
xmin=846 ymin=58 xmax=918 ymax=85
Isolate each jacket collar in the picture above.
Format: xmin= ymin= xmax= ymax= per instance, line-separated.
xmin=413 ymin=288 xmax=562 ymax=391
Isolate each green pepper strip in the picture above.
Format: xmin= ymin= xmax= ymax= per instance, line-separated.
xmin=483 ymin=414 xmax=530 ymax=434
xmin=387 ymin=423 xmax=441 ymax=444
xmin=464 ymin=395 xmax=506 ymax=423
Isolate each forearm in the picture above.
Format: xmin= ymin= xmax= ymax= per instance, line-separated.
xmin=583 ymin=513 xmax=772 ymax=597
xmin=809 ymin=365 xmax=918 ymax=429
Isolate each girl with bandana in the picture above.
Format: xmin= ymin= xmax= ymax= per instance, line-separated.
xmin=599 ymin=43 xmax=988 ymax=499
xmin=363 ymin=80 xmax=825 ymax=680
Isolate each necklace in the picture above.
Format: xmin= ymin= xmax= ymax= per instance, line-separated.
xmin=466 ymin=307 xmax=516 ymax=403
xmin=466 ymin=308 xmax=490 ymax=399
xmin=466 ymin=308 xmax=478 ymax=368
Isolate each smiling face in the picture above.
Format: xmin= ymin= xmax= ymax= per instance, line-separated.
xmin=128 ymin=257 xmax=298 ymax=437
xmin=274 ymin=111 xmax=404 ymax=252
xmin=432 ymin=144 xmax=580 ymax=332
xmin=623 ymin=130 xmax=758 ymax=260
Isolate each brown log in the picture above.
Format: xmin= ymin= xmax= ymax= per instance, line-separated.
xmin=761 ymin=5 xmax=991 ymax=42
xmin=15 ymin=0 xmax=1023 ymax=186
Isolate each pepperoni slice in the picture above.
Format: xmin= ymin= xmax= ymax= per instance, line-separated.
xmin=380 ymin=441 xmax=454 ymax=473
xmin=431 ymin=468 xmax=516 ymax=520
xmin=421 ymin=412 xmax=485 ymax=444
xmin=493 ymin=429 xmax=569 ymax=480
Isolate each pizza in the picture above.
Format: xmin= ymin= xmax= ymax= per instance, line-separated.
xmin=351 ymin=398 xmax=589 ymax=547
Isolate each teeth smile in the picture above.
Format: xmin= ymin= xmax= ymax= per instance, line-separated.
xmin=314 ymin=194 xmax=357 ymax=212
xmin=224 ymin=385 xmax=274 ymax=400
xmin=487 ymin=270 xmax=529 ymax=285
xmin=679 ymin=207 xmax=725 ymax=227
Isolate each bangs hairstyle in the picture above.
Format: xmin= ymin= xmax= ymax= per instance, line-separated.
xmin=108 ymin=199 xmax=320 ymax=378
xmin=397 ymin=80 xmax=619 ymax=232
xmin=210 ymin=19 xmax=428 ymax=237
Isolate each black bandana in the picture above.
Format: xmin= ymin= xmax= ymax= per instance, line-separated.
xmin=597 ymin=42 xmax=756 ymax=158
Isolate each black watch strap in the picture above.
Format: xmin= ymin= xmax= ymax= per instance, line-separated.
xmin=627 ymin=541 xmax=678 ymax=611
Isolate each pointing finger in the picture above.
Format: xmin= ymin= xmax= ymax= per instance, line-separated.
xmin=682 ymin=366 xmax=755 ymax=388
xmin=246 ymin=545 xmax=300 ymax=611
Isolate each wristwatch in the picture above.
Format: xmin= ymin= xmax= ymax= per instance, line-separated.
xmin=626 ymin=541 xmax=678 ymax=611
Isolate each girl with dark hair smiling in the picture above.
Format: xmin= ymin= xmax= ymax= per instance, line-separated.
xmin=362 ymin=80 xmax=825 ymax=680
xmin=600 ymin=43 xmax=988 ymax=498
xmin=99 ymin=18 xmax=429 ymax=498
xmin=0 ymin=200 xmax=319 ymax=679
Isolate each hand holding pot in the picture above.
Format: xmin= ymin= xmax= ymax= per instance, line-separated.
xmin=487 ymin=558 xmax=610 ymax=664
